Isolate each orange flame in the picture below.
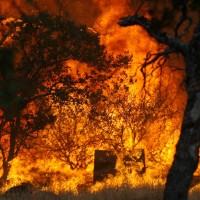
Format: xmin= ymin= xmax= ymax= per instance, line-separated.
xmin=0 ymin=0 xmax=187 ymax=194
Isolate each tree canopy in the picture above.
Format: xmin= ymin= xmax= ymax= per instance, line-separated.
xmin=0 ymin=13 xmax=131 ymax=183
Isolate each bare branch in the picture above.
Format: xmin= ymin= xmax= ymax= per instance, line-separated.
xmin=138 ymin=47 xmax=176 ymax=91
xmin=175 ymin=0 xmax=192 ymax=38
xmin=118 ymin=13 xmax=190 ymax=93
xmin=135 ymin=0 xmax=148 ymax=15
xmin=118 ymin=15 xmax=188 ymax=55
xmin=142 ymin=47 xmax=175 ymax=68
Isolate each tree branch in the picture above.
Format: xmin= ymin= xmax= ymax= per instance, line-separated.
xmin=142 ymin=47 xmax=175 ymax=68
xmin=135 ymin=0 xmax=148 ymax=15
xmin=175 ymin=0 xmax=192 ymax=38
xmin=118 ymin=15 xmax=188 ymax=55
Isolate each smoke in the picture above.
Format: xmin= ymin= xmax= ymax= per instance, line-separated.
xmin=0 ymin=0 xmax=134 ymax=25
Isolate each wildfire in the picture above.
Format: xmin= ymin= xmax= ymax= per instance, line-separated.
xmin=0 ymin=0 xmax=187 ymax=194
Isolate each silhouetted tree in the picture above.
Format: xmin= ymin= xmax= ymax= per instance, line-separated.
xmin=0 ymin=13 xmax=131 ymax=184
xmin=40 ymin=77 xmax=178 ymax=172
xmin=119 ymin=0 xmax=200 ymax=199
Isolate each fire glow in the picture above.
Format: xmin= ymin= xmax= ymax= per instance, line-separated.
xmin=0 ymin=0 xmax=188 ymax=194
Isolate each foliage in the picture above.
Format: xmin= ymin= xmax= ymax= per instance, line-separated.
xmin=0 ymin=13 xmax=131 ymax=182
xmin=34 ymin=74 xmax=180 ymax=171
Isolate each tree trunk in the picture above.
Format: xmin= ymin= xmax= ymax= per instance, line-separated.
xmin=164 ymin=93 xmax=200 ymax=199
xmin=0 ymin=161 xmax=10 ymax=185
xmin=0 ymin=144 xmax=10 ymax=185
xmin=0 ymin=117 xmax=20 ymax=185
xmin=164 ymin=87 xmax=200 ymax=199
xmin=164 ymin=24 xmax=200 ymax=199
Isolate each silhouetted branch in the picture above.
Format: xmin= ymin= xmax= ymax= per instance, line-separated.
xmin=135 ymin=0 xmax=148 ymax=15
xmin=142 ymin=47 xmax=175 ymax=68
xmin=118 ymin=15 xmax=188 ymax=55
xmin=175 ymin=0 xmax=192 ymax=38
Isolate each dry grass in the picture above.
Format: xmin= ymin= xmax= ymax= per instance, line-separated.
xmin=0 ymin=186 xmax=163 ymax=200
xmin=0 ymin=185 xmax=200 ymax=200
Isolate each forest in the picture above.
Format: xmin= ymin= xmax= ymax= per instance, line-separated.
xmin=0 ymin=0 xmax=199 ymax=200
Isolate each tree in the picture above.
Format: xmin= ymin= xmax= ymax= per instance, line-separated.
xmin=119 ymin=0 xmax=200 ymax=199
xmin=33 ymin=67 xmax=178 ymax=175
xmin=0 ymin=13 xmax=131 ymax=184
xmin=41 ymin=99 xmax=100 ymax=170
xmin=90 ymin=80 xmax=180 ymax=169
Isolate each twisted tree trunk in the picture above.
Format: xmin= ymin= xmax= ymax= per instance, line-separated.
xmin=164 ymin=31 xmax=200 ymax=200
xmin=164 ymin=92 xmax=200 ymax=200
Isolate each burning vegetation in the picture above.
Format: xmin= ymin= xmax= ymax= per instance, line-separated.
xmin=0 ymin=0 xmax=199 ymax=199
